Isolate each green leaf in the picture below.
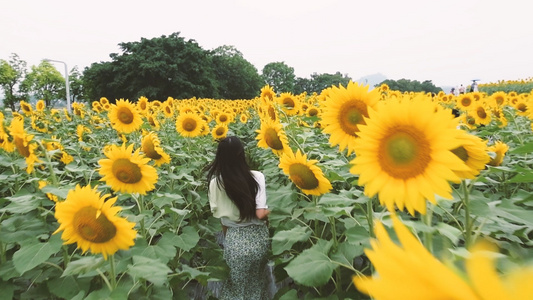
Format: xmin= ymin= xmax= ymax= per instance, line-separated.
xmin=507 ymin=172 xmax=533 ymax=183
xmin=130 ymin=235 xmax=177 ymax=264
xmin=62 ymin=256 xmax=105 ymax=277
xmin=284 ymin=239 xmax=336 ymax=287
xmin=435 ymin=222 xmax=462 ymax=245
xmin=330 ymin=242 xmax=364 ymax=267
xmin=0 ymin=261 xmax=19 ymax=280
xmin=12 ymin=234 xmax=63 ymax=275
xmin=168 ymin=227 xmax=200 ymax=251
xmin=127 ymin=255 xmax=172 ymax=286
xmin=179 ymin=264 xmax=210 ymax=280
xmin=0 ymin=193 xmax=40 ymax=214
xmin=0 ymin=281 xmax=14 ymax=300
xmin=47 ymin=276 xmax=90 ymax=299
xmin=272 ymin=226 xmax=312 ymax=255
xmin=344 ymin=225 xmax=371 ymax=247
xmin=41 ymin=185 xmax=72 ymax=199
xmin=510 ymin=142 xmax=533 ymax=154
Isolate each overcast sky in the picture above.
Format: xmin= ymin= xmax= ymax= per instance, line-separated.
xmin=2 ymin=0 xmax=532 ymax=88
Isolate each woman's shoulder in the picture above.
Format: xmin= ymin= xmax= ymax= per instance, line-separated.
xmin=251 ymin=170 xmax=264 ymax=177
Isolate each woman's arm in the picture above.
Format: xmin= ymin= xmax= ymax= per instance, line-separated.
xmin=256 ymin=208 xmax=270 ymax=220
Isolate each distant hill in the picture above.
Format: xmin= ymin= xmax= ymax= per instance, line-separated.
xmin=355 ymin=73 xmax=387 ymax=90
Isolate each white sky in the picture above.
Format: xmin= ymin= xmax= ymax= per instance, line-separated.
xmin=1 ymin=0 xmax=532 ymax=88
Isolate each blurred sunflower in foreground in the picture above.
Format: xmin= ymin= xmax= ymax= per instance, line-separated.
xmin=54 ymin=185 xmax=137 ymax=260
xmin=350 ymin=96 xmax=470 ymax=215
xmin=353 ymin=214 xmax=533 ymax=300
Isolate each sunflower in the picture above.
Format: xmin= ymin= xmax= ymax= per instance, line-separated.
xmin=8 ymin=116 xmax=40 ymax=173
xmin=98 ymin=143 xmax=158 ymax=194
xmin=162 ymin=101 xmax=174 ymax=118
xmin=488 ymin=91 xmax=507 ymax=107
xmin=450 ymin=131 xmax=490 ymax=180
xmin=19 ymin=101 xmax=33 ymax=115
xmin=175 ymin=113 xmax=205 ymax=138
xmin=260 ymin=85 xmax=276 ymax=101
xmin=54 ymin=185 xmax=137 ymax=259
xmin=100 ymin=97 xmax=110 ymax=106
xmin=456 ymin=94 xmax=475 ymax=111
xmin=359 ymin=214 xmax=533 ymax=299
xmin=350 ymin=97 xmax=470 ymax=215
xmin=279 ymin=149 xmax=332 ymax=196
xmin=256 ymin=120 xmax=290 ymax=156
xmin=487 ymin=141 xmax=509 ymax=166
xmin=146 ymin=113 xmax=160 ymax=131
xmin=239 ymin=113 xmax=248 ymax=124
xmin=469 ymin=102 xmax=492 ymax=125
xmin=306 ymin=106 xmax=320 ymax=117
xmin=141 ymin=132 xmax=170 ymax=166
xmin=108 ymin=99 xmax=143 ymax=134
xmin=215 ymin=111 xmax=232 ymax=125
xmin=76 ymin=124 xmax=92 ymax=142
xmin=136 ymin=96 xmax=149 ymax=115
xmin=277 ymin=93 xmax=300 ymax=116
xmin=320 ymin=81 xmax=380 ymax=155
xmin=211 ymin=123 xmax=228 ymax=140
xmin=36 ymin=99 xmax=46 ymax=112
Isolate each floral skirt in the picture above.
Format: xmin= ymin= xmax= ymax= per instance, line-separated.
xmin=221 ymin=224 xmax=270 ymax=300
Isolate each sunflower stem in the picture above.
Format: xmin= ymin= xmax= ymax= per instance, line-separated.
xmin=37 ymin=141 xmax=59 ymax=186
xmin=109 ymin=254 xmax=117 ymax=290
xmin=422 ymin=204 xmax=434 ymax=253
xmin=366 ymin=196 xmax=374 ymax=237
xmin=62 ymin=245 xmax=70 ymax=269
xmin=462 ymin=180 xmax=473 ymax=248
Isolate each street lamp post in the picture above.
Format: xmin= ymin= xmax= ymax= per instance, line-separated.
xmin=44 ymin=59 xmax=71 ymax=113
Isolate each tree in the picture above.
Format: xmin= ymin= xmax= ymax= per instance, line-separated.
xmin=293 ymin=72 xmax=352 ymax=94
xmin=69 ymin=66 xmax=86 ymax=103
xmin=261 ymin=62 xmax=295 ymax=93
xmin=83 ymin=32 xmax=219 ymax=102
xmin=210 ymin=45 xmax=263 ymax=99
xmin=376 ymin=78 xmax=442 ymax=94
xmin=20 ymin=60 xmax=65 ymax=108
xmin=0 ymin=53 xmax=27 ymax=110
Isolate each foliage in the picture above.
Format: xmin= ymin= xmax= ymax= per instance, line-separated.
xmin=210 ymin=45 xmax=263 ymax=99
xmin=0 ymin=54 xmax=27 ymax=111
xmin=261 ymin=62 xmax=296 ymax=93
xmin=377 ymin=78 xmax=442 ymax=94
xmin=83 ymin=32 xmax=219 ymax=102
xmin=20 ymin=61 xmax=65 ymax=108
xmin=293 ymin=72 xmax=352 ymax=94
xmin=479 ymin=77 xmax=533 ymax=95
xmin=0 ymin=86 xmax=532 ymax=299
xmin=69 ymin=66 xmax=86 ymax=103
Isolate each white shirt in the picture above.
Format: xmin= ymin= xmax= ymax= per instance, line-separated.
xmin=209 ymin=170 xmax=268 ymax=227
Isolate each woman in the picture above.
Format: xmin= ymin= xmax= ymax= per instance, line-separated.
xmin=206 ymin=136 xmax=271 ymax=299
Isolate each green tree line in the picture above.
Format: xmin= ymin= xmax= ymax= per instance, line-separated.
xmin=2 ymin=31 xmax=445 ymax=110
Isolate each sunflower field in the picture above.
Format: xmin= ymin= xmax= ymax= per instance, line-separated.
xmin=0 ymin=82 xmax=533 ymax=299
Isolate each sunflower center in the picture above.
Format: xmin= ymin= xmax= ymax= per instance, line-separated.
xmin=289 ymin=163 xmax=319 ymax=190
xmin=517 ymin=103 xmax=527 ymax=112
xmin=264 ymin=128 xmax=283 ymax=150
xmin=338 ymin=100 xmax=367 ymax=137
xmin=117 ymin=107 xmax=134 ymax=124
xmin=451 ymin=146 xmax=469 ymax=162
xmin=282 ymin=98 xmax=295 ymax=108
xmin=183 ymin=118 xmax=197 ymax=132
xmin=73 ymin=206 xmax=117 ymax=243
xmin=379 ymin=126 xmax=431 ymax=179
xmin=476 ymin=107 xmax=487 ymax=119
xmin=215 ymin=127 xmax=226 ymax=136
xmin=268 ymin=106 xmax=277 ymax=121
xmin=112 ymin=158 xmax=143 ymax=184
xmin=14 ymin=136 xmax=30 ymax=157
xmin=143 ymin=141 xmax=162 ymax=160
xmin=219 ymin=115 xmax=228 ymax=123
xmin=308 ymin=108 xmax=318 ymax=116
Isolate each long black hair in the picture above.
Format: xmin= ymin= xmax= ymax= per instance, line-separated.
xmin=206 ymin=136 xmax=258 ymax=221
